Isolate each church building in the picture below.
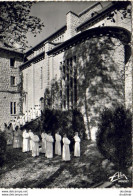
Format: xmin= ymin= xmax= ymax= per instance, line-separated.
xmin=0 ymin=2 xmax=132 ymax=139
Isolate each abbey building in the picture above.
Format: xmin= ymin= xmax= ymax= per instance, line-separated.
xmin=0 ymin=2 xmax=132 ymax=139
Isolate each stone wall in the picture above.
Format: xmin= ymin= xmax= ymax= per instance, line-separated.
xmin=0 ymin=57 xmax=22 ymax=128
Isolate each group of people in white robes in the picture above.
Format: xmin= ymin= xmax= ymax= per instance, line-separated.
xmin=22 ymin=130 xmax=40 ymax=157
xmin=4 ymin=123 xmax=23 ymax=147
xmin=41 ymin=131 xmax=81 ymax=161
xmin=22 ymin=130 xmax=81 ymax=161
xmin=7 ymin=106 xmax=41 ymax=129
xmin=24 ymin=106 xmax=41 ymax=123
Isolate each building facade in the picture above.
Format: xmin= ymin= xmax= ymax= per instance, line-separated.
xmin=0 ymin=2 xmax=132 ymax=139
xmin=0 ymin=46 xmax=23 ymax=127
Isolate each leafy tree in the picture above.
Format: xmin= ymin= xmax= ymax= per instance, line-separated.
xmin=77 ymin=37 xmax=125 ymax=136
xmin=96 ymin=106 xmax=132 ymax=172
xmin=0 ymin=2 xmax=44 ymax=50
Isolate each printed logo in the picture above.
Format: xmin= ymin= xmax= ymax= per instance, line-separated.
xmin=109 ymin=172 xmax=128 ymax=183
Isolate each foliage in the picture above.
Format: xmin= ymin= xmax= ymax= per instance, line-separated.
xmin=107 ymin=2 xmax=131 ymax=23
xmin=0 ymin=131 xmax=7 ymax=166
xmin=44 ymin=79 xmax=61 ymax=110
xmin=96 ymin=105 xmax=132 ymax=171
xmin=0 ymin=2 xmax=44 ymax=49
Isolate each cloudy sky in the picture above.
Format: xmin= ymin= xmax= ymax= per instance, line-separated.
xmin=26 ymin=1 xmax=109 ymax=49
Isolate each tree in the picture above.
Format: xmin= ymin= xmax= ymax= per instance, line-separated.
xmin=77 ymin=36 xmax=125 ymax=135
xmin=96 ymin=105 xmax=132 ymax=172
xmin=0 ymin=2 xmax=44 ymax=50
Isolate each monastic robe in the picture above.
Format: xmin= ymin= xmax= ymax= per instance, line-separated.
xmin=22 ymin=131 xmax=30 ymax=152
xmin=12 ymin=121 xmax=16 ymax=131
xmin=32 ymin=135 xmax=40 ymax=157
xmin=41 ymin=133 xmax=46 ymax=153
xmin=18 ymin=127 xmax=23 ymax=148
xmin=32 ymin=109 xmax=36 ymax=119
xmin=19 ymin=116 xmax=23 ymax=126
xmin=27 ymin=111 xmax=31 ymax=122
xmin=22 ymin=115 xmax=25 ymax=126
xmin=38 ymin=109 xmax=41 ymax=117
xmin=25 ymin=112 xmax=28 ymax=123
xmin=74 ymin=135 xmax=81 ymax=157
xmin=55 ymin=133 xmax=62 ymax=155
xmin=13 ymin=130 xmax=21 ymax=148
xmin=62 ymin=137 xmax=71 ymax=161
xmin=29 ymin=131 xmax=34 ymax=151
xmin=6 ymin=128 xmax=13 ymax=145
xmin=30 ymin=109 xmax=33 ymax=120
xmin=46 ymin=135 xmax=54 ymax=158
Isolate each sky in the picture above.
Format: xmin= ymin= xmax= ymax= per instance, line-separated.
xmin=26 ymin=1 xmax=98 ymax=49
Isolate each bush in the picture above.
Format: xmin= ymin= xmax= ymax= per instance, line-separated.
xmin=96 ymin=106 xmax=132 ymax=172
xmin=0 ymin=131 xmax=7 ymax=166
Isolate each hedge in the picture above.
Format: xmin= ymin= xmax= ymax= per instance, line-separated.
xmin=96 ymin=106 xmax=132 ymax=172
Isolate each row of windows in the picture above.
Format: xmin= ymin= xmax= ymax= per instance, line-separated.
xmin=60 ymin=56 xmax=77 ymax=110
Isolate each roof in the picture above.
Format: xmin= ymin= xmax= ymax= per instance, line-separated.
xmin=0 ymin=46 xmax=24 ymax=60
xmin=77 ymin=1 xmax=130 ymax=31
xmin=47 ymin=26 xmax=131 ymax=56
xmin=20 ymin=51 xmax=45 ymax=71
xmin=25 ymin=25 xmax=67 ymax=57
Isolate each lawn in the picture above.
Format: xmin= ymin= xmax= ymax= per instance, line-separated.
xmin=0 ymin=140 xmax=131 ymax=188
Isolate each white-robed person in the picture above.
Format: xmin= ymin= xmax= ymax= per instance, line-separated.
xmin=62 ymin=134 xmax=71 ymax=161
xmin=22 ymin=115 xmax=25 ymax=126
xmin=31 ymin=133 xmax=40 ymax=157
xmin=22 ymin=129 xmax=30 ymax=152
xmin=32 ymin=108 xmax=36 ymax=120
xmin=25 ymin=111 xmax=28 ymax=123
xmin=74 ymin=132 xmax=81 ymax=157
xmin=46 ymin=132 xmax=54 ymax=158
xmin=41 ymin=131 xmax=46 ymax=154
xmin=30 ymin=108 xmax=33 ymax=120
xmin=29 ymin=130 xmax=34 ymax=151
xmin=55 ymin=131 xmax=62 ymax=155
xmin=27 ymin=110 xmax=31 ymax=122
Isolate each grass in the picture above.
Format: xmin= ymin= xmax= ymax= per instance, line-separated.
xmin=0 ymin=140 xmax=131 ymax=188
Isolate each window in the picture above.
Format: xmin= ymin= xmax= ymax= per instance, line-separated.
xmin=61 ymin=56 xmax=77 ymax=110
xmin=10 ymin=76 xmax=15 ymax=86
xmin=10 ymin=102 xmax=16 ymax=115
xmin=10 ymin=58 xmax=15 ymax=67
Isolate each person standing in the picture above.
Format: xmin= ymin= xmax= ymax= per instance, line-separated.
xmin=25 ymin=111 xmax=28 ymax=123
xmin=55 ymin=131 xmax=62 ymax=155
xmin=13 ymin=126 xmax=21 ymax=148
xmin=31 ymin=133 xmax=40 ymax=157
xmin=22 ymin=129 xmax=30 ymax=152
xmin=32 ymin=108 xmax=36 ymax=119
xmin=46 ymin=132 xmax=54 ymax=158
xmin=6 ymin=125 xmax=13 ymax=145
xmin=41 ymin=131 xmax=46 ymax=154
xmin=62 ymin=134 xmax=71 ymax=161
xmin=74 ymin=132 xmax=81 ymax=157
xmin=29 ymin=130 xmax=34 ymax=151
xmin=27 ymin=110 xmax=31 ymax=122
xmin=18 ymin=127 xmax=23 ymax=148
